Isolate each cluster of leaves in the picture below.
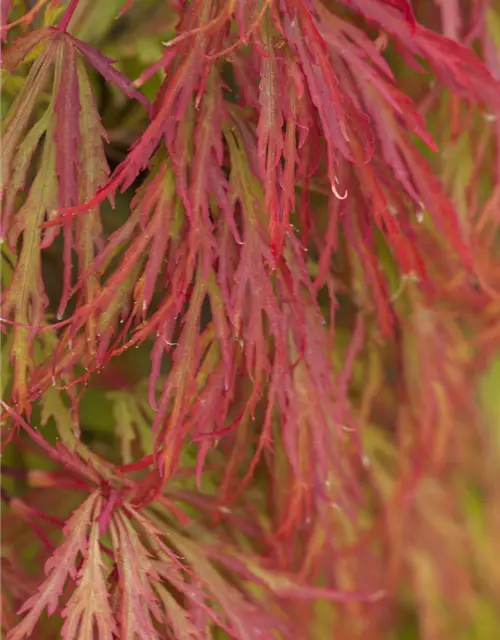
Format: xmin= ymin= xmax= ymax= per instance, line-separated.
xmin=2 ymin=0 xmax=500 ymax=638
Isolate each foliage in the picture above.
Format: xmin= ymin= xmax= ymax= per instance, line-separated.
xmin=1 ymin=0 xmax=500 ymax=638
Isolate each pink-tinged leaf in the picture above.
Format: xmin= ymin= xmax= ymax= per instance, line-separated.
xmin=47 ymin=13 xmax=223 ymax=226
xmin=61 ymin=522 xmax=116 ymax=639
xmin=126 ymin=508 xmax=230 ymax=633
xmin=434 ymin=0 xmax=462 ymax=40
xmin=257 ymin=20 xmax=284 ymax=255
xmin=224 ymin=128 xmax=286 ymax=418
xmin=312 ymin=6 xmax=436 ymax=153
xmin=8 ymin=493 xmax=101 ymax=640
xmin=397 ymin=137 xmax=471 ymax=268
xmin=70 ymin=37 xmax=150 ymax=111
xmin=325 ymin=12 xmax=395 ymax=79
xmin=53 ymin=40 xmax=81 ymax=316
xmin=347 ymin=0 xmax=416 ymax=38
xmin=279 ymin=64 xmax=305 ymax=244
xmin=1 ymin=119 xmax=57 ymax=410
xmin=206 ymin=270 xmax=234 ymax=396
xmin=212 ymin=548 xmax=385 ymax=603
xmin=382 ymin=0 xmax=416 ymax=32
xmin=167 ymin=529 xmax=288 ymax=639
xmin=73 ymin=55 xmax=109 ymax=359
xmin=1 ymin=42 xmax=57 ymax=207
xmin=189 ymin=69 xmax=221 ymax=248
xmin=2 ymin=109 xmax=50 ymax=237
xmin=223 ymin=127 xmax=357 ymax=507
xmin=282 ymin=2 xmax=374 ymax=178
xmin=53 ymin=41 xmax=81 ymax=211
xmin=2 ymin=30 xmax=114 ymax=405
xmin=109 ymin=511 xmax=162 ymax=640
xmin=415 ymin=26 xmax=500 ymax=109
xmin=156 ymin=586 xmax=203 ymax=640
xmin=0 ymin=0 xmax=12 ymax=42
xmin=154 ymin=273 xmax=206 ymax=476
xmin=1 ymin=27 xmax=53 ymax=72
xmin=346 ymin=0 xmax=500 ymax=108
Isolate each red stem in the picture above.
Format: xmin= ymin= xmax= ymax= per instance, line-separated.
xmin=59 ymin=0 xmax=80 ymax=31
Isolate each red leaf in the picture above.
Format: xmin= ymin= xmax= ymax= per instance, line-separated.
xmin=52 ymin=40 xmax=81 ymax=315
xmin=257 ymin=21 xmax=285 ymax=255
xmin=382 ymin=0 xmax=416 ymax=32
xmin=61 ymin=522 xmax=117 ymax=639
xmin=8 ymin=494 xmax=101 ymax=640
xmin=1 ymin=27 xmax=53 ymax=72
xmin=0 ymin=0 xmax=13 ymax=42
xmin=109 ymin=511 xmax=162 ymax=639
xmin=53 ymin=40 xmax=81 ymax=211
xmin=70 ymin=36 xmax=150 ymax=112
xmin=282 ymin=1 xmax=375 ymax=175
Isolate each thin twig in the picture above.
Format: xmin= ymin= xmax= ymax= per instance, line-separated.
xmin=59 ymin=0 xmax=80 ymax=32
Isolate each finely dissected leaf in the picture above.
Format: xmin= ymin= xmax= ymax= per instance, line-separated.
xmin=349 ymin=0 xmax=500 ymax=106
xmin=166 ymin=529 xmax=288 ymax=639
xmin=1 ymin=40 xmax=57 ymax=235
xmin=73 ymin=55 xmax=109 ymax=357
xmin=52 ymin=39 xmax=81 ymax=315
xmin=129 ymin=505 xmax=284 ymax=638
xmin=282 ymin=1 xmax=375 ymax=170
xmin=223 ymin=126 xmax=356 ymax=504
xmin=257 ymin=17 xmax=285 ymax=255
xmin=52 ymin=40 xmax=80 ymax=213
xmin=154 ymin=584 xmax=202 ymax=640
xmin=40 ymin=386 xmax=78 ymax=449
xmin=1 ymin=27 xmax=53 ymax=74
xmin=60 ymin=522 xmax=116 ymax=640
xmin=0 ymin=26 xmax=133 ymax=407
xmin=70 ymin=37 xmax=150 ymax=111
xmin=107 ymin=389 xmax=152 ymax=463
xmin=109 ymin=510 xmax=162 ymax=639
xmin=2 ymin=101 xmax=58 ymax=410
xmin=49 ymin=4 xmax=220 ymax=220
xmin=8 ymin=493 xmax=101 ymax=640
xmin=1 ymin=556 xmax=38 ymax=635
xmin=3 ymin=3 xmax=500 ymax=640
xmin=0 ymin=38 xmax=63 ymax=407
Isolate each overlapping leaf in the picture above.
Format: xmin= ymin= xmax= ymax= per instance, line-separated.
xmin=0 ymin=27 xmax=148 ymax=409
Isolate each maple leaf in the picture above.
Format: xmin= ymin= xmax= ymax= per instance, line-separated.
xmin=7 ymin=492 xmax=101 ymax=640
xmin=60 ymin=521 xmax=117 ymax=640
xmin=1 ymin=556 xmax=39 ymax=636
xmin=256 ymin=17 xmax=285 ymax=256
xmin=347 ymin=0 xmax=500 ymax=108
xmin=281 ymin=0 xmax=374 ymax=173
xmin=46 ymin=3 xmax=224 ymax=224
xmin=3 ymin=3 xmax=500 ymax=639
xmin=221 ymin=124 xmax=364 ymax=514
xmin=107 ymin=387 xmax=154 ymax=464
xmin=108 ymin=510 xmax=164 ymax=639
xmin=167 ymin=530 xmax=288 ymax=639
xmin=128 ymin=506 xmax=289 ymax=638
xmin=1 ymin=27 xmax=147 ymax=409
xmin=42 ymin=71 xmax=236 ymax=482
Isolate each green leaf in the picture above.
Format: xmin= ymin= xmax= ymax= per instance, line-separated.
xmin=40 ymin=387 xmax=77 ymax=450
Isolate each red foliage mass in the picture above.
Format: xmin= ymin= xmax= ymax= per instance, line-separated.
xmin=1 ymin=0 xmax=500 ymax=638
